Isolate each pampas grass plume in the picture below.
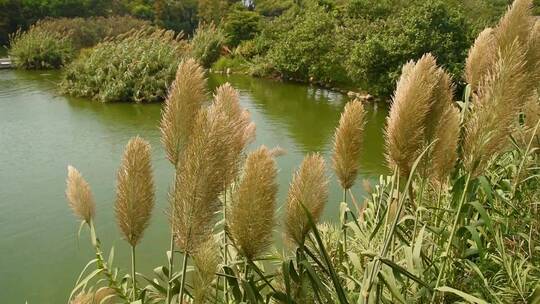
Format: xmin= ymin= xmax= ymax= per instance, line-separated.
xmin=465 ymin=28 xmax=497 ymax=90
xmin=192 ymin=237 xmax=220 ymax=304
xmin=332 ymin=99 xmax=365 ymax=190
xmin=65 ymin=166 xmax=96 ymax=224
xmin=229 ymin=146 xmax=278 ymax=261
xmin=429 ymin=105 xmax=460 ymax=184
xmin=115 ymin=136 xmax=155 ymax=247
xmin=385 ymin=54 xmax=439 ymax=176
xmin=160 ymin=58 xmax=207 ymax=167
xmin=285 ymin=153 xmax=328 ymax=246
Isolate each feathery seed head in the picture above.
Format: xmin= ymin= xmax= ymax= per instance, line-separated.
xmin=229 ymin=146 xmax=278 ymax=261
xmin=385 ymin=54 xmax=439 ymax=176
xmin=160 ymin=58 xmax=207 ymax=167
xmin=65 ymin=166 xmax=96 ymax=224
xmin=192 ymin=237 xmax=220 ymax=304
xmin=465 ymin=28 xmax=497 ymax=90
xmin=463 ymin=41 xmax=528 ymax=176
xmin=171 ymin=105 xmax=232 ymax=254
xmin=285 ymin=153 xmax=328 ymax=246
xmin=495 ymin=0 xmax=533 ymax=55
xmin=115 ymin=136 xmax=155 ymax=247
xmin=213 ymin=83 xmax=255 ymax=186
xmin=429 ymin=105 xmax=460 ymax=185
xmin=332 ymin=99 xmax=365 ymax=190
xmin=526 ymin=20 xmax=540 ymax=86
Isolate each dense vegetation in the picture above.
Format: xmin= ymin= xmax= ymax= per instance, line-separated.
xmin=5 ymin=0 xmax=540 ymax=97
xmin=59 ymin=27 xmax=188 ymax=103
xmin=8 ymin=16 xmax=149 ymax=69
xmin=63 ymin=1 xmax=540 ymax=303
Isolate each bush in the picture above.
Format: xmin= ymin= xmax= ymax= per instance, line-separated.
xmin=223 ymin=5 xmax=262 ymax=47
xmin=60 ymin=28 xmax=188 ymax=103
xmin=211 ymin=56 xmax=247 ymax=73
xmin=263 ymin=4 xmax=348 ymax=84
xmin=190 ymin=23 xmax=226 ymax=68
xmin=8 ymin=23 xmax=75 ymax=69
xmin=345 ymin=0 xmax=470 ymax=96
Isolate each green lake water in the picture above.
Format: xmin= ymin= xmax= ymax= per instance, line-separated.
xmin=0 ymin=70 xmax=388 ymax=303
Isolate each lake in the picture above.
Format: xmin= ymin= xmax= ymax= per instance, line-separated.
xmin=0 ymin=70 xmax=388 ymax=303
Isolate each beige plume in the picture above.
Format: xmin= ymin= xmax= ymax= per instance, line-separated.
xmin=285 ymin=153 xmax=328 ymax=246
xmin=229 ymin=146 xmax=278 ymax=261
xmin=465 ymin=28 xmax=497 ymax=90
xmin=115 ymin=136 xmax=155 ymax=247
xmin=160 ymin=58 xmax=207 ymax=167
xmin=65 ymin=166 xmax=96 ymax=224
xmin=463 ymin=41 xmax=528 ymax=176
xmin=429 ymin=105 xmax=460 ymax=185
xmin=495 ymin=0 xmax=533 ymax=55
xmin=192 ymin=238 xmax=220 ymax=304
xmin=385 ymin=54 xmax=439 ymax=176
xmin=332 ymin=99 xmax=365 ymax=190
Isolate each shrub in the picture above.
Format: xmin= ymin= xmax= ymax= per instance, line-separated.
xmin=345 ymin=0 xmax=470 ymax=96
xmin=60 ymin=27 xmax=188 ymax=103
xmin=264 ymin=4 xmax=348 ymax=84
xmin=211 ymin=56 xmax=247 ymax=73
xmin=8 ymin=23 xmax=75 ymax=69
xmin=190 ymin=23 xmax=226 ymax=68
xmin=223 ymin=4 xmax=262 ymax=47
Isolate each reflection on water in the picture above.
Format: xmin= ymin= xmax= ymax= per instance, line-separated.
xmin=0 ymin=70 xmax=388 ymax=303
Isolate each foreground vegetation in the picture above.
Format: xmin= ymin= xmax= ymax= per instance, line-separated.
xmin=63 ymin=1 xmax=540 ymax=303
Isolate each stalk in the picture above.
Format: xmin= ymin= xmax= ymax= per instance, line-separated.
xmin=166 ymin=229 xmax=175 ymax=304
xmin=223 ymin=187 xmax=229 ymax=304
xmin=511 ymin=120 xmax=540 ymax=198
xmin=131 ymin=245 xmax=137 ymax=301
xmin=431 ymin=173 xmax=471 ymax=303
xmin=178 ymin=253 xmax=189 ymax=304
xmin=342 ymin=189 xmax=348 ymax=254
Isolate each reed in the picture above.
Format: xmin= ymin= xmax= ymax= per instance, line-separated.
xmin=463 ymin=41 xmax=528 ymax=176
xmin=285 ymin=153 xmax=328 ymax=246
xmin=465 ymin=28 xmax=497 ymax=91
xmin=332 ymin=99 xmax=365 ymax=191
xmin=160 ymin=58 xmax=208 ymax=167
xmin=115 ymin=136 xmax=155 ymax=301
xmin=192 ymin=238 xmax=220 ymax=304
xmin=385 ymin=54 xmax=439 ymax=177
xmin=229 ymin=146 xmax=278 ymax=261
xmin=65 ymin=166 xmax=96 ymax=224
xmin=429 ymin=105 xmax=460 ymax=185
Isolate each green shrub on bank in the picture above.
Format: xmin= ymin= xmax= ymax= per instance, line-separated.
xmin=60 ymin=28 xmax=188 ymax=103
xmin=8 ymin=23 xmax=75 ymax=69
xmin=211 ymin=56 xmax=248 ymax=73
xmin=190 ymin=23 xmax=226 ymax=68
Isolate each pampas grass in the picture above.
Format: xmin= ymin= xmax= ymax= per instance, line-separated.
xmin=465 ymin=28 xmax=497 ymax=91
xmin=65 ymin=166 xmax=96 ymax=224
xmin=429 ymin=105 xmax=460 ymax=185
xmin=332 ymin=99 xmax=365 ymax=190
xmin=463 ymin=41 xmax=528 ymax=176
xmin=160 ymin=58 xmax=208 ymax=167
xmin=385 ymin=54 xmax=439 ymax=177
xmin=229 ymin=146 xmax=278 ymax=261
xmin=285 ymin=153 xmax=328 ymax=246
xmin=192 ymin=238 xmax=220 ymax=304
xmin=115 ymin=137 xmax=155 ymax=247
xmin=495 ymin=0 xmax=533 ymax=54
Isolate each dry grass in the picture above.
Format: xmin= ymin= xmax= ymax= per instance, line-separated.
xmin=463 ymin=41 xmax=528 ymax=176
xmin=495 ymin=0 xmax=533 ymax=55
xmin=160 ymin=58 xmax=207 ymax=167
xmin=429 ymin=105 xmax=460 ymax=185
xmin=332 ymin=99 xmax=365 ymax=190
xmin=385 ymin=54 xmax=439 ymax=176
xmin=171 ymin=106 xmax=232 ymax=253
xmin=285 ymin=153 xmax=328 ymax=246
xmin=65 ymin=166 xmax=96 ymax=224
xmin=465 ymin=28 xmax=497 ymax=91
xmin=192 ymin=238 xmax=220 ymax=304
xmin=229 ymin=146 xmax=278 ymax=261
xmin=115 ymin=137 xmax=155 ymax=247
xmin=213 ymin=83 xmax=256 ymax=187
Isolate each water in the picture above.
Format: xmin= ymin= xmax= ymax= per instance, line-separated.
xmin=0 ymin=70 xmax=388 ymax=303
